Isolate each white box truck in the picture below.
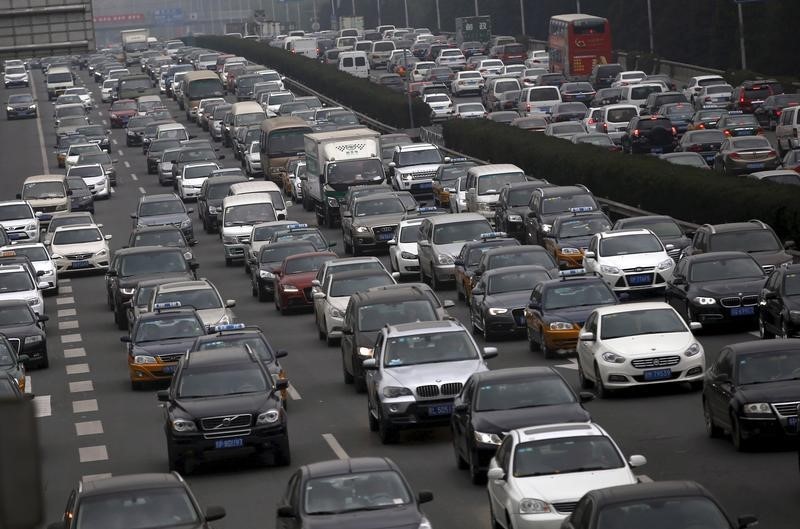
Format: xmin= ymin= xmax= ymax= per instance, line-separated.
xmin=121 ymin=29 xmax=149 ymax=65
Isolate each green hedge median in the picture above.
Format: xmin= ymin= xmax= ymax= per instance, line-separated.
xmin=189 ymin=35 xmax=430 ymax=129
xmin=442 ymin=119 xmax=800 ymax=242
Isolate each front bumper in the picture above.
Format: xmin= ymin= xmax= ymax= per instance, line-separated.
xmin=180 ymin=185 xmax=202 ymax=200
xmin=724 ymin=158 xmax=781 ymax=175
xmin=129 ymin=360 xmax=178 ymax=383
xmin=168 ymin=424 xmax=288 ymax=457
xmin=432 ymin=263 xmax=456 ymax=283
xmin=484 ymin=308 xmax=527 ymax=335
xmin=597 ymin=355 xmax=704 ymax=389
xmin=395 ymin=177 xmax=434 ymax=198
xmin=380 ymin=397 xmax=456 ymax=428
xmin=688 ymin=301 xmax=759 ymax=326
xmin=396 ymin=254 xmax=420 ymax=275
xmin=736 ymin=414 xmax=798 ymax=440
xmin=54 ymin=255 xmax=110 ymax=273
xmin=599 ymin=269 xmax=671 ymax=292
xmin=277 ymin=288 xmax=313 ymax=310
xmin=540 ymin=327 xmax=581 ymax=354
xmin=509 ymin=511 xmax=567 ymax=529
xmin=224 ymin=243 xmax=246 ymax=260
xmin=6 ymin=108 xmax=36 ymax=118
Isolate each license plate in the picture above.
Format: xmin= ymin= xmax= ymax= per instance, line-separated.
xmin=628 ymin=274 xmax=653 ymax=286
xmin=644 ymin=369 xmax=672 ymax=381
xmin=70 ymin=260 xmax=91 ymax=269
xmin=8 ymin=232 xmax=26 ymax=240
xmin=214 ymin=438 xmax=244 ymax=449
xmin=538 ymin=106 xmax=550 ymax=112
xmin=417 ymin=182 xmax=432 ymax=189
xmin=377 ymin=232 xmax=394 ymax=241
xmin=730 ymin=306 xmax=755 ymax=317
xmin=747 ymin=163 xmax=765 ymax=169
xmin=789 ymin=416 xmax=798 ymax=432
xmin=428 ymin=404 xmax=453 ymax=416
xmin=162 ymin=365 xmax=176 ymax=374
xmin=704 ymin=155 xmax=715 ymax=162
xmin=650 ymin=147 xmax=664 ymax=154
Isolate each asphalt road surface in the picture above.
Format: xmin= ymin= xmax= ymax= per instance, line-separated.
xmin=6 ymin=68 xmax=797 ymax=529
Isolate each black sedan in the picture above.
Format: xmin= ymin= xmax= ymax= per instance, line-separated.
xmin=470 ymin=265 xmax=553 ymax=341
xmin=276 ymin=457 xmax=433 ymax=529
xmin=0 ymin=299 xmax=48 ymax=368
xmin=5 ymin=93 xmax=37 ymax=119
xmin=250 ymin=241 xmax=317 ymax=302
xmin=758 ymin=264 xmax=800 ymax=338
xmin=451 ymin=367 xmax=592 ymax=484
xmin=665 ymin=251 xmax=766 ymax=327
xmin=676 ymin=129 xmax=725 ymax=165
xmin=703 ymin=340 xmax=800 ymax=451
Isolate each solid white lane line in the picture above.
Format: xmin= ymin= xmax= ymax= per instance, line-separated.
xmin=748 ymin=331 xmax=760 ymax=337
xmin=60 ymin=333 xmax=82 ymax=344
xmin=58 ymin=308 xmax=77 ymax=318
xmin=64 ymin=347 xmax=87 ymax=359
xmin=555 ymin=358 xmax=579 ymax=371
xmin=138 ymin=186 xmax=146 ymax=194
xmin=33 ymin=396 xmax=52 ymax=418
xmin=28 ymin=72 xmax=49 ymax=173
xmin=60 ymin=278 xmax=71 ymax=284
xmin=322 ymin=433 xmax=349 ymax=460
xmin=637 ymin=475 xmax=654 ymax=483
xmin=25 ymin=375 xmax=31 ymax=393
xmin=69 ymin=380 xmax=94 ymax=393
xmin=72 ymin=399 xmax=98 ymax=413
xmin=82 ymin=473 xmax=112 ymax=482
xmin=56 ymin=296 xmax=75 ymax=305
xmin=130 ymin=173 xmax=138 ymax=181
xmin=58 ymin=320 xmax=79 ymax=330
xmin=288 ymin=384 xmax=301 ymax=400
xmin=79 ymin=445 xmax=108 ymax=463
xmin=75 ymin=420 xmax=104 ymax=436
xmin=61 ymin=285 xmax=73 ymax=294
xmin=66 ymin=363 xmax=90 ymax=375
xmin=123 ymin=161 xmax=130 ymax=168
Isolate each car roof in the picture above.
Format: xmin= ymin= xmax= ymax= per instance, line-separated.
xmin=157 ymin=280 xmax=212 ymax=293
xmin=538 ymin=185 xmax=590 ymax=197
xmin=700 ymin=220 xmax=770 ymax=233
xmin=596 ymin=228 xmax=653 ymax=239
xmin=587 ymin=480 xmax=713 ymax=507
xmin=140 ymin=193 xmax=181 ymax=203
xmin=426 ymin=212 xmax=487 ymax=225
xmin=483 ymin=264 xmax=550 ymax=279
xmin=540 ymin=275 xmax=609 ymax=290
xmin=386 ymin=319 xmax=464 ymax=336
xmin=725 ymin=339 xmax=800 ymax=356
xmin=330 ymin=269 xmax=389 ymax=282
xmin=53 ymin=224 xmax=99 ymax=233
xmin=396 ymin=143 xmax=437 ymax=152
xmin=592 ymin=301 xmax=676 ymax=317
xmin=114 ymin=245 xmax=186 ymax=256
xmin=79 ymin=473 xmax=184 ymax=495
xmin=0 ymin=298 xmax=33 ymax=309
xmin=303 ymin=457 xmax=396 ymax=479
xmin=512 ymin=422 xmax=605 ymax=443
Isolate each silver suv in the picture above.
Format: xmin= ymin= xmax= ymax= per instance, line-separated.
xmin=364 ymin=320 xmax=497 ymax=444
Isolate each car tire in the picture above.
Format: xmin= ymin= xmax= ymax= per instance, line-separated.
xmin=527 ymin=326 xmax=539 ymax=353
xmin=367 ymin=399 xmax=379 ymax=431
xmin=167 ymin=444 xmax=186 ymax=474
xmin=703 ymin=399 xmax=723 ymax=438
xmin=483 ymin=316 xmax=496 ymax=342
xmin=758 ymin=315 xmax=774 ymax=339
xmin=115 ymin=305 xmax=128 ymax=330
xmin=540 ymin=330 xmax=554 ymax=359
xmin=469 ymin=450 xmax=487 ymax=485
xmin=38 ymin=352 xmax=49 ymax=370
xmin=730 ymin=413 xmax=750 ymax=451
xmin=777 ymin=319 xmax=789 ymax=339
xmin=273 ymin=437 xmax=291 ymax=466
xmin=578 ymin=360 xmax=591 ymax=389
xmin=453 ymin=438 xmax=468 ymax=470
xmin=377 ymin=404 xmax=398 ymax=444
xmin=342 ymin=354 xmax=354 ymax=384
xmin=489 ymin=497 xmax=503 ymax=529
xmin=594 ymin=363 xmax=610 ymax=398
xmin=344 ymin=237 xmax=352 ymax=255
xmin=225 ymin=257 xmax=232 ymax=266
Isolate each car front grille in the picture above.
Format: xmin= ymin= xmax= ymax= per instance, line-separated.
xmin=440 ymin=382 xmax=463 ymax=396
xmin=416 ymin=382 xmax=463 ymax=398
xmin=631 ymin=356 xmax=681 ymax=369
xmin=622 ymin=266 xmax=654 ymax=273
xmin=553 ymin=501 xmax=578 ymax=514
xmin=7 ymin=338 xmax=20 ymax=353
xmin=37 ymin=206 xmax=58 ymax=213
xmin=65 ymin=253 xmax=93 ymax=260
xmin=761 ymin=265 xmax=775 ymax=274
xmin=772 ymin=401 xmax=800 ymax=417
xmin=720 ymin=296 xmax=759 ymax=308
xmin=416 ymin=384 xmax=439 ymax=398
xmin=409 ymin=171 xmax=436 ymax=180
xmin=200 ymin=413 xmax=252 ymax=431
xmin=157 ymin=353 xmax=185 ymax=363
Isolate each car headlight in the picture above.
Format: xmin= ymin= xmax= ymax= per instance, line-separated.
xmin=400 ymin=251 xmax=417 ymax=260
xmin=256 ymin=409 xmax=281 ymax=424
xmin=208 ymin=206 xmax=219 ymax=214
xmin=133 ymin=354 xmax=156 ymax=364
xmin=507 ymin=214 xmax=522 ymax=222
xmin=27 ymin=297 xmax=39 ymax=306
xmin=478 ymin=202 xmax=493 ymax=211
xmin=549 ymin=322 xmax=574 ymax=330
xmin=330 ymin=307 xmax=343 ymax=318
xmin=120 ymin=288 xmax=135 ymax=295
xmin=383 ymin=386 xmax=413 ymax=398
xmin=171 ymin=419 xmax=197 ymax=432
xmin=790 ymin=310 xmax=800 ymax=321
xmin=474 ymin=431 xmax=502 ymax=445
xmin=5 ymin=106 xmax=12 ymax=111
xmin=657 ymin=258 xmax=674 ymax=271
xmin=358 ymin=347 xmax=374 ymax=357
xmin=355 ymin=226 xmax=369 ymax=233
xmin=436 ymin=253 xmax=454 ymax=265
xmin=26 ymin=223 xmax=36 ymax=231
xmin=29 ymin=105 xmax=37 ymax=110
xmin=684 ymin=342 xmax=702 ymax=357
xmin=24 ymin=335 xmax=43 ymax=345
xmin=601 ymin=351 xmax=626 ymax=364
xmin=743 ymin=402 xmax=772 ymax=415
xmin=519 ymin=498 xmax=551 ymax=514
xmin=540 ymin=224 xmax=552 ymax=233
xmin=183 ymin=251 xmax=193 ymax=261
xmin=282 ymin=285 xmax=299 ymax=292
xmin=260 ymin=270 xmax=275 ymax=279
xmin=418 ymin=516 xmax=432 ymax=529
xmin=559 ymin=247 xmax=581 ymax=255
xmin=600 ymin=264 xmax=621 ymax=275
xmin=180 ymin=218 xmax=191 ymax=228
xmin=693 ymin=296 xmax=716 ymax=305
xmin=223 ymin=235 xmax=238 ymax=244
xmin=327 ymin=197 xmax=339 ymax=208
xmin=96 ymin=249 xmax=107 ymax=256
xmin=488 ymin=308 xmax=508 ymax=315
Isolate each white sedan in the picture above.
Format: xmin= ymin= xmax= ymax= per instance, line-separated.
xmin=576 ymin=301 xmax=705 ymax=397
xmin=455 ymin=102 xmax=487 ymax=119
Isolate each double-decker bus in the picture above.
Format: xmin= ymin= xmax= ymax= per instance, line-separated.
xmin=548 ymin=14 xmax=612 ymax=80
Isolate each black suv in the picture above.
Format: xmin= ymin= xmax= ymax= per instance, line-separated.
xmin=621 ymin=115 xmax=678 ymax=154
xmin=665 ymin=251 xmax=766 ymax=327
xmin=158 ymin=347 xmax=290 ymax=474
xmin=523 ymin=185 xmax=600 ymax=246
xmin=757 ymin=264 xmax=800 ymax=339
xmin=681 ymin=220 xmax=794 ymax=273
xmin=49 ymin=473 xmax=226 ymax=529
xmin=0 ymin=299 xmax=48 ymax=368
xmin=197 ymin=174 xmax=248 ymax=233
xmin=340 ymin=285 xmax=444 ymax=392
xmin=641 ymin=91 xmax=689 ymax=115
xmin=494 ymin=180 xmax=551 ymax=240
xmin=589 ymin=63 xmax=623 ymax=89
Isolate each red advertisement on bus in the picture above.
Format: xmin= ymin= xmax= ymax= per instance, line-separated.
xmin=549 ymin=14 xmax=612 ymax=80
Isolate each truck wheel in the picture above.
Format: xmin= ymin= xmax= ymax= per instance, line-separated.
xmin=325 ymin=210 xmax=336 ymax=229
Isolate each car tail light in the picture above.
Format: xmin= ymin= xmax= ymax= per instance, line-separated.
xmin=633 ymin=129 xmax=640 ymax=137
xmin=740 ymin=96 xmax=746 ymax=103
xmin=698 ymin=123 xmax=705 ymax=129
xmin=688 ymin=144 xmax=702 ymax=152
xmin=730 ymin=152 xmax=741 ymax=159
xmin=602 ymin=122 xmax=608 ymax=132
xmin=587 ymin=118 xmax=596 ymax=125
xmin=723 ymin=129 xmax=731 ymax=136
xmin=794 ymin=166 xmax=800 ymax=174
xmin=671 ymin=126 xmax=677 ymax=135
xmin=525 ymin=103 xmax=531 ymax=112
xmin=776 ymin=110 xmax=782 ymax=116
xmin=756 ymin=127 xmax=763 ymax=135
xmin=704 ymin=97 xmax=712 ymax=102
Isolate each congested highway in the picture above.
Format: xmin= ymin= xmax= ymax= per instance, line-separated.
xmin=5 ymin=62 xmax=799 ymax=529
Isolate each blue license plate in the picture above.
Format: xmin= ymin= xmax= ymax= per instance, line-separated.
xmin=789 ymin=417 xmax=798 ymax=432
xmin=538 ymin=107 xmax=550 ymax=112
xmin=747 ymin=163 xmax=765 ymax=170
xmin=650 ymin=147 xmax=664 ymax=154
xmin=70 ymin=260 xmax=91 ymax=269
xmin=704 ymin=155 xmax=715 ymax=162
xmin=214 ymin=438 xmax=244 ymax=449
xmin=162 ymin=365 xmax=176 ymax=374
xmin=417 ymin=182 xmax=432 ymax=189
xmin=377 ymin=232 xmax=394 ymax=241
xmin=428 ymin=404 xmax=453 ymax=416
xmin=8 ymin=232 xmax=25 ymax=239
xmin=628 ymin=274 xmax=653 ymax=286
xmin=38 ymin=214 xmax=52 ymax=221
xmin=644 ymin=369 xmax=672 ymax=381
xmin=730 ymin=306 xmax=755 ymax=317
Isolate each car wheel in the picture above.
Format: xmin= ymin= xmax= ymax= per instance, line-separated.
xmin=483 ymin=316 xmax=495 ymax=342
xmin=367 ymin=399 xmax=379 ymax=431
xmin=540 ymin=330 xmax=554 ymax=359
xmin=115 ymin=305 xmax=128 ymax=330
xmin=578 ymin=360 xmax=591 ymax=389
xmin=730 ymin=413 xmax=750 ymax=451
xmin=594 ymin=363 xmax=610 ymax=398
xmin=251 ymin=279 xmax=258 ymax=297
xmin=527 ymin=326 xmax=539 ymax=352
xmin=342 ymin=353 xmax=354 ymax=384
xmin=759 ymin=315 xmax=775 ymax=339
xmin=453 ymin=434 xmax=468 ymax=470
xmin=469 ymin=450 xmax=486 ymax=485
xmin=704 ymin=399 xmax=723 ymax=438
xmin=325 ymin=324 xmax=337 ymax=347
xmin=489 ymin=497 xmax=503 ymax=529
xmin=430 ymin=270 xmax=441 ymax=291
xmin=777 ymin=319 xmax=789 ymax=339
xmin=38 ymin=352 xmax=49 ymax=370
xmin=225 ymin=257 xmax=232 ymax=266
xmin=377 ymin=404 xmax=398 ymax=444
xmin=685 ymin=304 xmax=695 ymax=325
xmin=273 ymin=437 xmax=292 ymax=466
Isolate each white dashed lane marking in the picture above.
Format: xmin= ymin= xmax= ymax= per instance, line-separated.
xmin=33 ymin=396 xmax=52 ymax=418
xmin=58 ymin=308 xmax=77 ymax=318
xmin=64 ymin=347 xmax=87 ymax=359
xmin=75 ymin=420 xmax=104 ymax=436
xmin=288 ymin=384 xmax=301 ymax=400
xmin=79 ymin=445 xmax=108 ymax=463
xmin=138 ymin=186 xmax=146 ymax=194
xmin=123 ymin=161 xmax=130 ymax=168
xmin=56 ymin=296 xmax=75 ymax=305
xmin=61 ymin=285 xmax=73 ymax=294
xmin=72 ymin=399 xmax=98 ymax=413
xmin=117 ymin=149 xmax=124 ymax=156
xmin=60 ymin=333 xmax=82 ymax=344
xmin=556 ymin=358 xmax=579 ymax=371
xmin=58 ymin=320 xmax=79 ymax=330
xmin=130 ymin=173 xmax=138 ymax=181
xmin=322 ymin=433 xmax=349 ymax=460
xmin=82 ymin=473 xmax=112 ymax=482
xmin=66 ymin=363 xmax=90 ymax=375
xmin=112 ymin=138 xmax=118 ymax=145
xmin=69 ymin=380 xmax=94 ymax=393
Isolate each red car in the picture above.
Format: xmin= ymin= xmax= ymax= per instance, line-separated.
xmin=109 ymin=99 xmax=137 ymax=128
xmin=274 ymin=251 xmax=337 ymax=314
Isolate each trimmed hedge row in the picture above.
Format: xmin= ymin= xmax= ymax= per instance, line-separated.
xmin=442 ymin=119 xmax=800 ymax=241
xmin=189 ymin=35 xmax=431 ymax=129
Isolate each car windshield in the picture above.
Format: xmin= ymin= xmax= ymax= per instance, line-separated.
xmin=327 ymin=159 xmax=384 ymax=185
xmin=149 ymin=139 xmax=181 ymax=154
xmin=186 ymin=78 xmax=224 ymax=99
xmin=475 ymin=376 xmax=576 ymax=411
xmin=552 ymin=123 xmax=586 ymax=134
xmin=260 ymin=244 xmax=314 ymax=263
xmin=184 ymin=164 xmax=216 ymax=179
xmin=5 ymin=66 xmax=26 ymax=75
xmin=0 ymin=204 xmax=31 ymax=221
xmin=0 ymin=306 xmax=34 ymax=326
xmin=0 ymin=271 xmax=33 ymax=292
xmin=514 ymin=435 xmax=624 ymax=478
xmin=274 ymin=231 xmax=328 ymax=249
xmin=67 ymin=178 xmax=89 ymax=192
xmin=120 ymin=251 xmax=188 ymax=276
xmin=487 ymin=269 xmax=550 ymax=294
xmin=399 ymin=225 xmax=421 ymax=243
xmin=556 ymin=216 xmax=612 ymax=238
xmin=234 ymin=112 xmax=265 ymax=126
xmin=111 ymin=101 xmax=137 ymax=111
xmin=304 ymin=470 xmax=412 ymax=515
xmin=47 ymin=72 xmax=72 ymax=83
xmin=433 ymin=220 xmax=491 ymax=245
xmin=623 ymin=219 xmax=683 ymax=238
xmin=76 ymin=125 xmax=105 ymax=137
xmin=74 ymin=487 xmax=200 ymax=529
xmin=8 ymin=94 xmax=33 ymax=104
xmin=196 ymin=335 xmax=273 ymax=361
xmin=23 ymin=182 xmax=65 ymax=199
xmin=439 ymin=164 xmax=475 ymax=182
xmin=599 ymin=234 xmax=662 ymax=256
xmin=459 ymin=104 xmax=485 ymax=113
xmin=139 ymin=200 xmax=184 ymax=217
xmin=354 ymin=197 xmax=405 ymax=217
xmin=178 ymin=364 xmax=268 ymax=398
xmin=687 ymin=131 xmax=725 ymax=144
xmin=543 ymin=283 xmax=617 ymax=310
xmin=502 ymin=188 xmax=532 ymax=207
xmin=9 ymin=246 xmax=48 ymax=261
xmin=730 ymin=138 xmax=771 ymax=150
xmin=135 ymin=315 xmax=204 ymax=342
xmin=224 ymin=204 xmax=276 ymax=226
xmin=600 ymin=308 xmax=687 ymax=340
xmin=725 ymin=115 xmax=759 ymax=127
xmin=706 ymin=85 xmax=732 ymax=94
xmin=267 ymin=129 xmax=307 ymax=157
xmin=285 ymin=254 xmax=332 ymax=274
xmin=737 ymin=349 xmax=800 ymax=385
xmin=69 ymin=166 xmax=104 ymax=178
xmin=330 ymin=274 xmax=392 ymax=297
xmin=398 ymin=148 xmax=442 ymax=166
xmin=709 ymin=230 xmax=780 ymax=252
xmin=605 ymin=107 xmax=636 ymax=122
xmin=596 ymin=497 xmax=730 ymax=529
xmin=477 ymin=173 xmax=526 ymax=195
xmin=134 ymin=230 xmax=185 ymax=247
xmin=384 ymin=330 xmax=477 ymax=367
xmin=155 ymin=288 xmax=221 ymax=310
xmin=52 ymin=228 xmax=102 ymax=245
xmin=489 ymin=250 xmax=555 ymax=270
xmin=357 ymin=300 xmax=437 ymax=332
xmin=664 ymin=106 xmax=693 ymax=119
xmin=689 ymin=257 xmax=764 ymax=282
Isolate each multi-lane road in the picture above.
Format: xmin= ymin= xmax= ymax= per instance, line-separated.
xmin=5 ymin=67 xmax=798 ymax=529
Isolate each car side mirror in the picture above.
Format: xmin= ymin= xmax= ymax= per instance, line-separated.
xmin=16 ymin=194 xmax=21 ymax=199
xmin=342 ymin=211 xmax=352 ymax=218
xmin=388 ymin=238 xmax=397 ymax=245
xmin=784 ymin=240 xmax=796 ymax=250
xmin=453 ymin=258 xmax=464 ymax=266
xmin=313 ymin=291 xmax=326 ymax=300
xmin=528 ymin=301 xmax=540 ymax=310
xmin=527 ymin=211 xmax=536 ymax=218
xmin=156 ymin=390 xmax=169 ymax=402
xmin=737 ymin=515 xmax=758 ymax=529
xmin=187 ymin=208 xmax=195 ymax=213
xmin=275 ymin=349 xmax=288 ymax=359
xmin=205 ymin=506 xmax=226 ymax=522
xmin=578 ymin=331 xmax=595 ymax=341
xmin=672 ymin=276 xmax=686 ymax=286
xmin=417 ymin=490 xmax=434 ymax=504
xmin=38 ymin=314 xmax=49 ymax=322
xmin=130 ymin=213 xmax=137 ymax=219
xmin=689 ymin=321 xmax=702 ymax=331
xmin=311 ymin=279 xmax=321 ymax=287
xmin=482 ymin=346 xmax=498 ymax=359
xmin=471 ymin=287 xmax=484 ymax=296
xmin=274 ymin=379 xmax=289 ymax=391
xmin=362 ymin=358 xmax=378 ymax=370
xmin=225 ymin=299 xmax=236 ymax=308
xmin=388 ymin=161 xmax=396 ymax=168
xmin=37 ymin=281 xmax=49 ymax=289
xmin=628 ymin=454 xmax=647 ymax=468
xmin=104 ymin=234 xmax=112 ymax=241
xmin=664 ymin=243 xmax=674 ymax=251
xmin=277 ymin=505 xmax=295 ymax=518
xmin=583 ymin=251 xmax=595 ymax=259
xmin=443 ymin=299 xmax=455 ymax=308
xmin=579 ymin=391 xmax=595 ymax=403
xmin=486 ymin=467 xmax=505 ymax=481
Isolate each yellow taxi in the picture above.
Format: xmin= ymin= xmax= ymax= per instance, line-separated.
xmin=542 ymin=209 xmax=612 ymax=270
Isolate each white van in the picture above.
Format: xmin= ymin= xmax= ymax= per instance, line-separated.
xmin=369 ymin=40 xmax=396 ymax=68
xmin=518 ymin=86 xmax=562 ymax=116
xmin=155 ymin=123 xmax=190 ymax=141
xmin=287 ymin=38 xmax=318 ymax=59
xmin=338 ymin=51 xmax=369 ymax=79
xmin=594 ymin=104 xmax=640 ymax=143
xmin=776 ymin=105 xmax=800 ymax=155
xmin=464 ymin=165 xmax=527 ymax=223
xmin=221 ymin=193 xmax=277 ymax=265
xmin=46 ymin=66 xmax=74 ymax=101
xmin=620 ymin=83 xmax=664 ymax=108
xmin=228 ymin=180 xmax=289 ymax=220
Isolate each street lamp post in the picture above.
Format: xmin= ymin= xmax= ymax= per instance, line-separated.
xmin=519 ymin=0 xmax=526 ymax=35
xmin=474 ymin=0 xmax=479 ymax=16
xmin=376 ymin=0 xmax=382 ymax=26
xmin=435 ymin=0 xmax=441 ymax=32
xmin=737 ymin=1 xmax=747 ymax=70
xmin=403 ymin=0 xmax=409 ymax=27
xmin=646 ymin=0 xmax=654 ymax=54
xmin=576 ymin=0 xmax=581 ymax=13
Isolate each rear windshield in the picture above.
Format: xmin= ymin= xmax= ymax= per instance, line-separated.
xmin=606 ymin=108 xmax=637 ymax=122
xmin=744 ymin=87 xmax=770 ymax=99
xmin=528 ymin=88 xmax=559 ymax=102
